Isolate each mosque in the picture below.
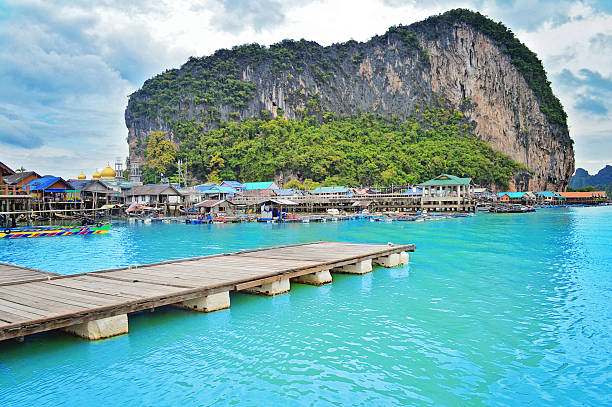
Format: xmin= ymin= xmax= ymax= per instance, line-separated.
xmin=77 ymin=163 xmax=119 ymax=182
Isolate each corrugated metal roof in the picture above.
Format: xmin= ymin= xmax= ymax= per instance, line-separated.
xmin=68 ymin=180 xmax=89 ymax=190
xmin=538 ymin=191 xmax=564 ymax=198
xmin=2 ymin=171 xmax=38 ymax=185
xmin=260 ymin=198 xmax=298 ymax=205
xmin=221 ymin=181 xmax=245 ymax=188
xmin=273 ymin=188 xmax=297 ymax=196
xmin=558 ymin=191 xmax=607 ymax=198
xmin=244 ymin=181 xmax=277 ymax=190
xmin=24 ymin=176 xmax=69 ymax=191
xmin=201 ymin=185 xmax=238 ymax=194
xmin=194 ymin=199 xmax=226 ymax=208
xmin=311 ymin=186 xmax=349 ymax=194
xmin=418 ymin=174 xmax=472 ymax=186
xmin=126 ymin=184 xmax=181 ymax=196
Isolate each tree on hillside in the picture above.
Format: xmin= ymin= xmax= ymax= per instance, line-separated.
xmin=143 ymin=131 xmax=177 ymax=184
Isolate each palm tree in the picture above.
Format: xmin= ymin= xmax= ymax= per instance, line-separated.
xmin=16 ymin=167 xmax=26 ymax=173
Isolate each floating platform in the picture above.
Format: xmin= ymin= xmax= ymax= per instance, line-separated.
xmin=0 ymin=242 xmax=414 ymax=342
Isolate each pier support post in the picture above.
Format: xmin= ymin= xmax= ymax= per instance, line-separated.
xmin=332 ymin=259 xmax=373 ymax=275
xmin=399 ymin=251 xmax=410 ymax=265
xmin=176 ymin=291 xmax=230 ymax=313
xmin=373 ymin=253 xmax=401 ymax=268
xmin=64 ymin=314 xmax=128 ymax=341
xmin=291 ymin=270 xmax=332 ymax=286
xmin=243 ymin=278 xmax=290 ymax=296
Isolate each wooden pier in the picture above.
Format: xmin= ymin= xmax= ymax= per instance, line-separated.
xmin=0 ymin=242 xmax=414 ymax=342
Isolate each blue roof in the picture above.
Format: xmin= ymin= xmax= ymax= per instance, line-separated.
xmin=244 ymin=181 xmax=276 ymax=190
xmin=273 ymin=188 xmax=297 ymax=196
xmin=311 ymin=186 xmax=349 ymax=194
xmin=194 ymin=184 xmax=217 ymax=192
xmin=69 ymin=180 xmax=89 ymax=190
xmin=221 ymin=180 xmax=245 ymax=188
xmin=201 ymin=185 xmax=238 ymax=194
xmin=24 ymin=176 xmax=67 ymax=191
xmin=538 ymin=191 xmax=564 ymax=197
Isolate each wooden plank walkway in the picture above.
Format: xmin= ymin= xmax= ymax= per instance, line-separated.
xmin=0 ymin=263 xmax=59 ymax=285
xmin=0 ymin=242 xmax=414 ymax=341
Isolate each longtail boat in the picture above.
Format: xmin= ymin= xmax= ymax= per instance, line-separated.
xmin=0 ymin=222 xmax=111 ymax=239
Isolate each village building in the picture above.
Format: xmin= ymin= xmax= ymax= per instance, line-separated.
xmin=24 ymin=176 xmax=73 ymax=201
xmin=537 ymin=191 xmax=566 ymax=204
xmin=257 ymin=198 xmax=298 ymax=220
xmin=273 ymin=188 xmax=300 ymax=197
xmin=311 ymin=186 xmax=350 ymax=197
xmin=2 ymin=171 xmax=41 ymax=188
xmin=402 ymin=187 xmax=423 ymax=197
xmin=194 ymin=199 xmax=235 ymax=215
xmin=0 ymin=161 xmax=14 ymax=177
xmin=199 ymin=185 xmax=240 ymax=200
xmin=220 ymin=181 xmax=245 ymax=192
xmin=353 ymin=187 xmax=377 ymax=195
xmin=496 ymin=192 xmax=537 ymax=204
xmin=243 ymin=181 xmax=279 ymax=197
xmin=125 ymin=184 xmax=183 ymax=205
xmin=418 ymin=174 xmax=474 ymax=197
xmin=194 ymin=182 xmax=218 ymax=192
xmin=557 ymin=191 xmax=607 ymax=204
xmin=69 ymin=179 xmax=120 ymax=204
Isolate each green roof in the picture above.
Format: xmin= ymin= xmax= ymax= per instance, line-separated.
xmin=418 ymin=174 xmax=472 ymax=186
xmin=244 ymin=181 xmax=276 ymax=190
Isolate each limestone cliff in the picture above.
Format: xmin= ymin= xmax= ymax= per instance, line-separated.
xmin=125 ymin=9 xmax=574 ymax=190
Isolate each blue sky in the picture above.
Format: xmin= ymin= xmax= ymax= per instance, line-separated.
xmin=1 ymin=0 xmax=611 ymax=178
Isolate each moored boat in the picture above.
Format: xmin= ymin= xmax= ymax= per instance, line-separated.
xmin=0 ymin=222 xmax=111 ymax=239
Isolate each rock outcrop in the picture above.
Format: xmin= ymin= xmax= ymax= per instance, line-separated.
xmin=125 ymin=9 xmax=574 ymax=190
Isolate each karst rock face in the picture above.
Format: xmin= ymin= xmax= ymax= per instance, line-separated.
xmin=126 ymin=9 xmax=574 ymax=191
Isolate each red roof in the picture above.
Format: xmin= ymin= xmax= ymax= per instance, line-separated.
xmin=557 ymin=191 xmax=607 ymax=198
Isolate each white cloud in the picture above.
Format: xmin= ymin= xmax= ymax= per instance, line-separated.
xmin=1 ymin=0 xmax=611 ymax=176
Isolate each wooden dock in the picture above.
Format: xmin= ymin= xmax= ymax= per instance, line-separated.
xmin=0 ymin=263 xmax=59 ymax=285
xmin=0 ymin=242 xmax=414 ymax=342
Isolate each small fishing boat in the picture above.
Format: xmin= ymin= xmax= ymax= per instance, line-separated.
xmin=0 ymin=222 xmax=111 ymax=239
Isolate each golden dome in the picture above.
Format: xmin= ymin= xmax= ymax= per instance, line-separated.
xmin=92 ymin=170 xmax=101 ymax=179
xmin=78 ymin=172 xmax=86 ymax=180
xmin=100 ymin=163 xmax=116 ymax=179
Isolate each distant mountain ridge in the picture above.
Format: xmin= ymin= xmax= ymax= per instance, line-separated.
xmin=569 ymin=165 xmax=612 ymax=189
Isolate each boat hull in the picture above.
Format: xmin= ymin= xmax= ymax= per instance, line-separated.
xmin=0 ymin=222 xmax=111 ymax=239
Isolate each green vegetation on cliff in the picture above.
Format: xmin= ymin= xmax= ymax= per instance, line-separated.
xmin=144 ymin=107 xmax=526 ymax=188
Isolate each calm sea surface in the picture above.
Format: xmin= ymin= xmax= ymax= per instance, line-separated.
xmin=0 ymin=207 xmax=611 ymax=406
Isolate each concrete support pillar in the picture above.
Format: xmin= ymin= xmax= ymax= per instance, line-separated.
xmin=291 ymin=270 xmax=332 ymax=286
xmin=399 ymin=251 xmax=410 ymax=265
xmin=64 ymin=314 xmax=128 ymax=340
xmin=244 ymin=278 xmax=290 ymax=296
xmin=373 ymin=253 xmax=401 ymax=267
xmin=332 ymin=259 xmax=373 ymax=274
xmin=176 ymin=291 xmax=230 ymax=312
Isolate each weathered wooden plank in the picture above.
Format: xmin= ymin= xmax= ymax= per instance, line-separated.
xmin=0 ymin=299 xmax=54 ymax=319
xmin=0 ymin=264 xmax=59 ymax=285
xmin=0 ymin=290 xmax=87 ymax=315
xmin=30 ymin=282 xmax=134 ymax=304
xmin=0 ymin=285 xmax=107 ymax=309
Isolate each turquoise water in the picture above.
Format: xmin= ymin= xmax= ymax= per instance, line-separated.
xmin=1 ymin=207 xmax=611 ymax=406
